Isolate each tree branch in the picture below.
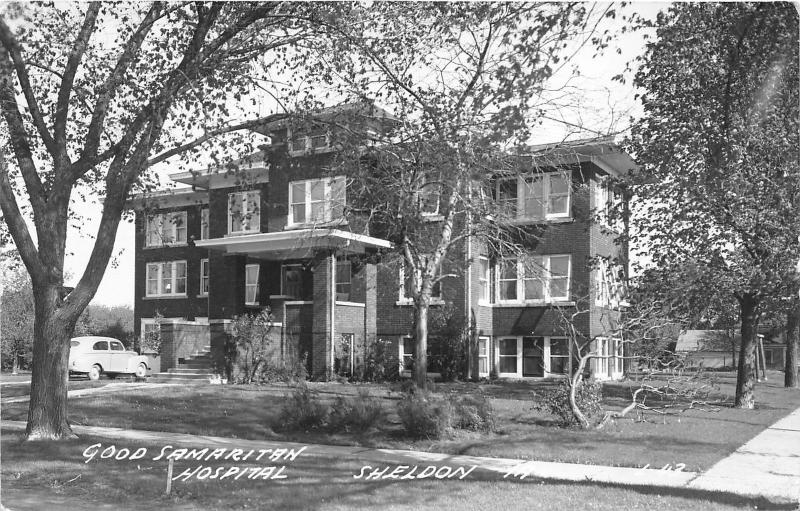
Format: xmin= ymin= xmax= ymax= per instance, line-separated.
xmin=53 ymin=2 xmax=100 ymax=155
xmin=0 ymin=152 xmax=43 ymax=279
xmin=0 ymin=18 xmax=57 ymax=157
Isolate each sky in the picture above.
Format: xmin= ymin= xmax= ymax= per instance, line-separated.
xmin=58 ymin=1 xmax=670 ymax=307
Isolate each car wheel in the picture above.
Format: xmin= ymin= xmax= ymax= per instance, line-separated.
xmin=135 ymin=363 xmax=147 ymax=379
xmin=88 ymin=364 xmax=102 ymax=381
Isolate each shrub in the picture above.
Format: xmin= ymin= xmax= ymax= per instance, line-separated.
xmin=274 ymin=383 xmax=329 ymax=431
xmin=328 ymin=389 xmax=386 ymax=433
xmin=429 ymin=335 xmax=466 ymax=382
xmin=451 ymin=394 xmax=496 ymax=432
xmin=361 ymin=338 xmax=395 ymax=382
xmin=259 ymin=353 xmax=308 ymax=384
xmin=535 ymin=379 xmax=603 ymax=427
xmin=397 ymin=392 xmax=453 ymax=439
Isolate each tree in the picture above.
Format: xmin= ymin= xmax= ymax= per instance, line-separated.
xmin=1 ymin=252 xmax=34 ymax=373
xmin=300 ymin=2 xmax=619 ymax=388
xmin=0 ymin=2 xmax=323 ymax=440
xmin=627 ymin=3 xmax=799 ymax=408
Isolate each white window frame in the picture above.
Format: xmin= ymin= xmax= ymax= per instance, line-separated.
xmin=418 ymin=176 xmax=441 ymax=217
xmin=494 ymin=336 xmax=571 ymax=378
xmin=398 ymin=259 xmax=443 ymax=305
xmin=141 ymin=319 xmax=160 ymax=341
xmin=199 ymin=258 xmax=209 ymax=296
xmin=145 ymin=211 xmax=187 ymax=247
xmin=594 ymin=176 xmax=624 ymax=232
xmin=245 ymin=264 xmax=260 ymax=306
xmin=145 ymin=261 xmax=187 ymax=297
xmin=335 ymin=258 xmax=352 ymax=302
xmin=497 ymin=337 xmax=521 ymax=377
xmin=495 ymin=255 xmax=571 ymax=304
xmin=287 ymin=176 xmax=346 ymax=227
xmin=478 ymin=257 xmax=490 ymax=304
xmin=495 ymin=169 xmax=572 ymax=222
xmin=400 ymin=336 xmax=414 ymax=375
xmin=548 ymin=336 xmax=570 ymax=375
xmin=288 ymin=127 xmax=332 ymax=155
xmin=200 ymin=208 xmax=209 ymax=240
xmin=228 ymin=191 xmax=260 ymax=235
xmin=594 ymin=259 xmax=626 ymax=308
xmin=592 ymin=336 xmax=624 ymax=380
xmin=478 ymin=336 xmax=490 ymax=377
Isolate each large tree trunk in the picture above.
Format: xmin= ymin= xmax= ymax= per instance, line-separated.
xmin=735 ymin=294 xmax=759 ymax=409
xmin=785 ymin=302 xmax=799 ymax=388
xmin=26 ymin=283 xmax=76 ymax=440
xmin=414 ymin=298 xmax=429 ymax=390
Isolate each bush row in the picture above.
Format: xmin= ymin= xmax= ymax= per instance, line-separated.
xmin=274 ymin=385 xmax=496 ymax=439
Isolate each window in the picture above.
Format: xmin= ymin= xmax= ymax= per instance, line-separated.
xmin=478 ymin=257 xmax=490 ymax=303
xmin=497 ymin=259 xmax=518 ymax=302
xmin=281 ymin=264 xmax=311 ymax=300
xmin=549 ymin=337 xmax=569 ymax=374
xmin=478 ymin=337 xmax=490 ymax=376
xmin=336 ymin=258 xmax=351 ymax=301
xmin=142 ymin=321 xmax=160 ymax=341
xmin=145 ymin=261 xmax=187 ymax=297
xmin=288 ymin=177 xmax=345 ymax=226
xmin=110 ymin=341 xmax=124 ymax=351
xmin=401 ymin=337 xmax=414 ymax=372
xmin=93 ymin=341 xmax=109 ymax=351
xmin=289 ymin=128 xmax=330 ymax=153
xmin=200 ymin=259 xmax=209 ymax=296
xmin=145 ymin=212 xmax=187 ymax=247
xmin=418 ymin=177 xmax=440 ymax=216
xmin=495 ymin=170 xmax=572 ymax=221
xmin=498 ymin=338 xmax=518 ymax=374
xmin=399 ymin=259 xmax=442 ymax=303
xmin=228 ymin=191 xmax=260 ymax=235
xmin=245 ymin=264 xmax=260 ymax=305
xmin=594 ymin=177 xmax=624 ymax=230
xmin=595 ymin=259 xmax=626 ymax=308
xmin=495 ymin=255 xmax=571 ymax=303
xmin=200 ymin=208 xmax=209 ymax=240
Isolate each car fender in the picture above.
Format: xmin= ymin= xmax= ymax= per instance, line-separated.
xmin=125 ymin=355 xmax=150 ymax=373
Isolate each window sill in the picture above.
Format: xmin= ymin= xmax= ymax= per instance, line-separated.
xmin=507 ymin=216 xmax=573 ymax=226
xmin=288 ymin=147 xmax=335 ymax=157
xmin=336 ymin=301 xmax=366 ymax=307
xmin=421 ymin=214 xmax=444 ymax=222
xmin=485 ymin=301 xmax=576 ymax=308
xmin=143 ymin=243 xmax=188 ymax=249
xmin=285 ymin=300 xmax=313 ymax=305
xmin=244 ymin=303 xmax=261 ymax=307
xmin=395 ymin=299 xmax=445 ymax=306
xmin=143 ymin=294 xmax=188 ymax=300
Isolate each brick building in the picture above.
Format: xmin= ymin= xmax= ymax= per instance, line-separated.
xmin=130 ymin=105 xmax=633 ymax=381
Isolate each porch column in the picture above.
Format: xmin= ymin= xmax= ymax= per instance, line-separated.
xmin=311 ymin=250 xmax=335 ymax=379
xmin=208 ymin=253 xmax=247 ymax=320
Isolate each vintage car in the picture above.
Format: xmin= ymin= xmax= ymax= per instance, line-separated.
xmin=68 ymin=336 xmax=151 ymax=380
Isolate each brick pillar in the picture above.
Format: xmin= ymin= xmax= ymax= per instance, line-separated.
xmin=208 ymin=254 xmax=247 ymax=320
xmin=364 ymin=262 xmax=377 ymax=343
xmin=312 ymin=251 xmax=334 ymax=379
xmin=210 ymin=320 xmax=234 ymax=378
xmin=159 ymin=322 xmax=177 ymax=371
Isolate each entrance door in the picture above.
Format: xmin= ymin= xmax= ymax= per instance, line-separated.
xmin=522 ymin=337 xmax=544 ymax=377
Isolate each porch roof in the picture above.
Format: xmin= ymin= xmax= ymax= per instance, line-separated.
xmin=194 ymin=228 xmax=392 ymax=260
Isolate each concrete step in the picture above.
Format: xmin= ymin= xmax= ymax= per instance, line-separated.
xmin=152 ymin=372 xmax=211 ymax=381
xmin=168 ymin=367 xmax=213 ymax=374
xmin=179 ymin=362 xmax=212 ymax=370
xmin=149 ymin=376 xmax=209 ymax=384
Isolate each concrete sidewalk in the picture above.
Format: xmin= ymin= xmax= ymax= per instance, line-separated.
xmin=0 ymin=382 xmax=180 ymax=404
xmin=4 ymin=417 xmax=795 ymax=506
xmin=689 ymin=407 xmax=800 ymax=503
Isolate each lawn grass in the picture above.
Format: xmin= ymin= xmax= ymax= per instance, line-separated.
xmin=0 ymin=431 xmax=784 ymax=511
xmin=1 ymin=378 xmax=111 ymax=399
xmin=4 ymin=370 xmax=799 ymax=473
